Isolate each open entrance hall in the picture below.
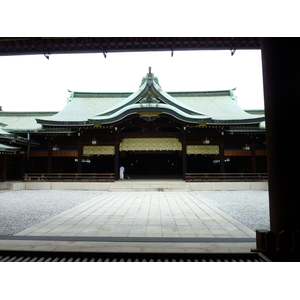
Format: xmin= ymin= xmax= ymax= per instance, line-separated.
xmin=121 ymin=151 xmax=183 ymax=179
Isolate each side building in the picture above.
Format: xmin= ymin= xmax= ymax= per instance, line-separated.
xmin=0 ymin=69 xmax=266 ymax=181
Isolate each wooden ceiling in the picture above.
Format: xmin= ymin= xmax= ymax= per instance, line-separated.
xmin=0 ymin=37 xmax=260 ymax=57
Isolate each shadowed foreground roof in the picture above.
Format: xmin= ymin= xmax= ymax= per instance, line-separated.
xmin=0 ymin=37 xmax=261 ymax=57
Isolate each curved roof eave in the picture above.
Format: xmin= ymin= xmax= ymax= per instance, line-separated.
xmin=98 ymin=80 xmax=149 ymax=116
xmin=151 ymin=81 xmax=208 ymax=116
xmin=98 ymin=73 xmax=206 ymax=118
xmin=0 ymin=143 xmax=21 ymax=152
xmin=225 ymin=125 xmax=266 ymax=133
xmin=89 ymin=103 xmax=211 ymax=125
xmin=35 ymin=118 xmax=93 ymax=127
xmin=0 ymin=128 xmax=14 ymax=138
xmin=207 ymin=116 xmax=265 ymax=125
xmin=259 ymin=121 xmax=266 ymax=129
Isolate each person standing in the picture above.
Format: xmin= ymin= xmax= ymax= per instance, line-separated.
xmin=119 ymin=166 xmax=125 ymax=180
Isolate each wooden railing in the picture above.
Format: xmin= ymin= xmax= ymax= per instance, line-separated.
xmin=185 ymin=173 xmax=268 ymax=182
xmin=23 ymin=173 xmax=115 ymax=182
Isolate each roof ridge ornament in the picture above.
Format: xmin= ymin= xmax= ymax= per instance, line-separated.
xmin=230 ymin=89 xmax=237 ymax=101
xmin=140 ymin=67 xmax=160 ymax=88
xmin=139 ymin=91 xmax=160 ymax=104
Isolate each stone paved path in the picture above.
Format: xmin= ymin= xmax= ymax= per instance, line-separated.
xmin=15 ymin=191 xmax=255 ymax=239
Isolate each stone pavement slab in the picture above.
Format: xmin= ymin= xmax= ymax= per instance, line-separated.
xmin=15 ymin=191 xmax=255 ymax=238
xmin=0 ymin=239 xmax=255 ymax=253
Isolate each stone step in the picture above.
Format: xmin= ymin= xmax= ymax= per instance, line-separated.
xmin=3 ymin=180 xmax=268 ymax=191
xmin=109 ymin=180 xmax=190 ymax=192
xmin=109 ymin=187 xmax=191 ymax=192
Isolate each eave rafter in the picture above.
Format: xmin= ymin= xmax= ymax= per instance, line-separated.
xmin=0 ymin=38 xmax=261 ymax=57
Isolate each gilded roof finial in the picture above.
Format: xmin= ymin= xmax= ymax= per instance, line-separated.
xmin=149 ymin=66 xmax=151 ymax=73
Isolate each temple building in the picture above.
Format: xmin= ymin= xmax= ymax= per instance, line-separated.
xmin=0 ymin=68 xmax=266 ymax=181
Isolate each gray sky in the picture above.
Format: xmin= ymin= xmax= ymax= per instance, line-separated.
xmin=0 ymin=49 xmax=264 ymax=112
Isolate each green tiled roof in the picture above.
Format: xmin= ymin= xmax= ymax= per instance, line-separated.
xmin=1 ymin=71 xmax=265 ymax=131
xmin=0 ymin=142 xmax=21 ymax=152
xmin=0 ymin=112 xmax=56 ymax=132
xmin=35 ymin=70 xmax=264 ymax=127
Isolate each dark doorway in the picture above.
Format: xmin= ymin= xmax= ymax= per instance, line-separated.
xmin=122 ymin=151 xmax=182 ymax=179
xmin=186 ymin=154 xmax=219 ymax=173
xmin=81 ymin=155 xmax=114 ymax=173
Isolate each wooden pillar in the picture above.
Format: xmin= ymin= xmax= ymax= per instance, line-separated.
xmin=114 ymin=146 xmax=119 ymax=180
xmin=0 ymin=154 xmax=8 ymax=182
xmin=220 ymin=132 xmax=225 ymax=173
xmin=258 ymin=38 xmax=300 ymax=260
xmin=77 ymin=133 xmax=82 ymax=173
xmin=47 ymin=143 xmax=53 ymax=173
xmin=182 ymin=129 xmax=187 ymax=179
xmin=26 ymin=132 xmax=31 ymax=161
xmin=251 ymin=139 xmax=257 ymax=173
xmin=114 ymin=128 xmax=119 ymax=180
xmin=21 ymin=152 xmax=26 ymax=179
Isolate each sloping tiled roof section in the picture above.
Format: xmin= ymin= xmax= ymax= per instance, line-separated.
xmin=35 ymin=92 xmax=129 ymax=126
xmin=169 ymin=91 xmax=264 ymax=124
xmin=0 ymin=112 xmax=56 ymax=132
xmin=24 ymin=68 xmax=264 ymax=129
xmin=88 ymin=73 xmax=211 ymax=125
xmin=0 ymin=128 xmax=27 ymax=151
xmin=36 ymin=71 xmax=264 ymax=126
xmin=0 ymin=142 xmax=21 ymax=152
xmin=0 ymin=127 xmax=14 ymax=137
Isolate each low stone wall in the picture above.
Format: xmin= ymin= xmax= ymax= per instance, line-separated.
xmin=188 ymin=182 xmax=268 ymax=191
xmin=1 ymin=182 xmax=25 ymax=191
xmin=0 ymin=182 xmax=10 ymax=190
xmin=2 ymin=181 xmax=268 ymax=191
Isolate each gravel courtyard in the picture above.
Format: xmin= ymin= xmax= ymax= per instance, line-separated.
xmin=0 ymin=189 xmax=270 ymax=235
xmin=193 ymin=190 xmax=270 ymax=231
xmin=0 ymin=190 xmax=105 ymax=235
